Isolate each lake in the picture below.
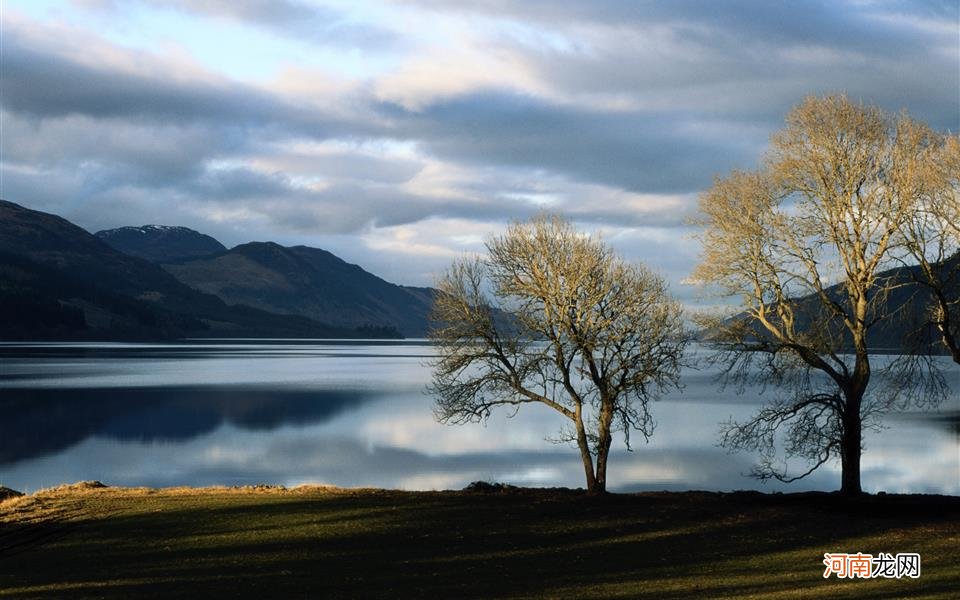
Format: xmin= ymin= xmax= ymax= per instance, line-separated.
xmin=0 ymin=340 xmax=957 ymax=494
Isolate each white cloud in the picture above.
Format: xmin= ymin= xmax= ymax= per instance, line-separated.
xmin=2 ymin=0 xmax=956 ymax=291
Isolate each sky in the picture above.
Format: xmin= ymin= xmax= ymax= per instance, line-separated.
xmin=1 ymin=0 xmax=958 ymax=298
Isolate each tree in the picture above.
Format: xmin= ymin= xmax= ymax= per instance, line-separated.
xmin=429 ymin=216 xmax=686 ymax=494
xmin=895 ymin=133 xmax=960 ymax=363
xmin=693 ymin=95 xmax=949 ymax=496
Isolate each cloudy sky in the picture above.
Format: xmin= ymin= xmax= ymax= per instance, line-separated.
xmin=2 ymin=1 xmax=958 ymax=296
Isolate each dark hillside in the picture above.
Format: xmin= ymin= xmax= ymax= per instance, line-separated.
xmin=96 ymin=225 xmax=226 ymax=263
xmin=165 ymin=242 xmax=435 ymax=336
xmin=0 ymin=200 xmax=398 ymax=340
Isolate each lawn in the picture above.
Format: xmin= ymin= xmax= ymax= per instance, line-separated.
xmin=1 ymin=482 xmax=957 ymax=598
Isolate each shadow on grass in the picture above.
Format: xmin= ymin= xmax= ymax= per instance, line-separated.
xmin=1 ymin=490 xmax=958 ymax=599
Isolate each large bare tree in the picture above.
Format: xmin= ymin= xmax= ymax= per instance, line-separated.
xmin=429 ymin=216 xmax=686 ymax=494
xmin=693 ymin=95 xmax=950 ymax=496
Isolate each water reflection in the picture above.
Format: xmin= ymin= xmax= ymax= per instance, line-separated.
xmin=0 ymin=386 xmax=378 ymax=463
xmin=0 ymin=341 xmax=956 ymax=494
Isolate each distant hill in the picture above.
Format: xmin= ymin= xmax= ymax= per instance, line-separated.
xmin=868 ymin=255 xmax=959 ymax=351
xmin=0 ymin=200 xmax=400 ymax=340
xmin=163 ymin=242 xmax=436 ymax=336
xmin=96 ymin=225 xmax=226 ymax=262
xmin=700 ymin=254 xmax=960 ymax=353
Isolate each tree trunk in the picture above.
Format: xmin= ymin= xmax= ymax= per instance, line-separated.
xmin=593 ymin=442 xmax=611 ymax=494
xmin=593 ymin=400 xmax=615 ymax=494
xmin=839 ymin=425 xmax=862 ymax=496
xmin=839 ymin=388 xmax=864 ymax=496
xmin=839 ymin=326 xmax=869 ymax=497
xmin=573 ymin=410 xmax=598 ymax=493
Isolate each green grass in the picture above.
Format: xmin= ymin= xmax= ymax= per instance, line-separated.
xmin=1 ymin=483 xmax=958 ymax=598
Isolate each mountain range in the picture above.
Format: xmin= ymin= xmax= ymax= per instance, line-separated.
xmin=95 ymin=226 xmax=435 ymax=337
xmin=0 ymin=200 xmax=421 ymax=340
xmin=700 ymin=255 xmax=959 ymax=353
xmin=2 ymin=199 xmax=954 ymax=349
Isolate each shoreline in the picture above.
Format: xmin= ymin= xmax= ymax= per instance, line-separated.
xmin=3 ymin=480 xmax=960 ymax=507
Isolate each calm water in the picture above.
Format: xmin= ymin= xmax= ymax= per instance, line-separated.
xmin=0 ymin=340 xmax=957 ymax=494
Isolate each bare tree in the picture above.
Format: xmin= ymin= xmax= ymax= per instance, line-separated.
xmin=693 ymin=95 xmax=949 ymax=496
xmin=895 ymin=132 xmax=960 ymax=363
xmin=429 ymin=216 xmax=686 ymax=494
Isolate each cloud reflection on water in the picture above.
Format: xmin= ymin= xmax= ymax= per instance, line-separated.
xmin=0 ymin=341 xmax=956 ymax=494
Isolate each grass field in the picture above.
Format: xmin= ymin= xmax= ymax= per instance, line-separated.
xmin=1 ymin=482 xmax=958 ymax=598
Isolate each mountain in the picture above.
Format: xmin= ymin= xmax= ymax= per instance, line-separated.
xmin=860 ymin=254 xmax=959 ymax=351
xmin=163 ymin=242 xmax=436 ymax=336
xmin=700 ymin=254 xmax=960 ymax=353
xmin=96 ymin=225 xmax=226 ymax=262
xmin=0 ymin=200 xmax=400 ymax=340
